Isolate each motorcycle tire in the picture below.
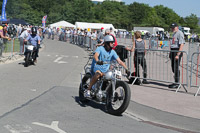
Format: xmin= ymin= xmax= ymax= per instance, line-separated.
xmin=79 ymin=73 xmax=91 ymax=103
xmin=32 ymin=51 xmax=37 ymax=64
xmin=106 ymin=81 xmax=131 ymax=116
xmin=25 ymin=52 xmax=30 ymax=67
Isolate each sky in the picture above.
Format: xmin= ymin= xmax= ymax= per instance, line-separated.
xmin=123 ymin=0 xmax=200 ymax=17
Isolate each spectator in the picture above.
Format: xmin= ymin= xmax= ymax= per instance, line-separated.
xmin=168 ymin=23 xmax=185 ymax=88
xmin=19 ymin=28 xmax=31 ymax=55
xmin=126 ymin=31 xmax=149 ymax=84
xmin=0 ymin=25 xmax=11 ymax=54
xmin=97 ymin=27 xmax=104 ymax=44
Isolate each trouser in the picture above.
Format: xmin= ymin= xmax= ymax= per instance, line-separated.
xmin=170 ymin=48 xmax=183 ymax=83
xmin=70 ymin=35 xmax=73 ymax=43
xmin=19 ymin=37 xmax=24 ymax=54
xmin=52 ymin=32 xmax=54 ymax=40
xmin=0 ymin=39 xmax=3 ymax=56
xmin=74 ymin=36 xmax=78 ymax=44
xmin=134 ymin=53 xmax=147 ymax=78
xmin=48 ymin=33 xmax=51 ymax=39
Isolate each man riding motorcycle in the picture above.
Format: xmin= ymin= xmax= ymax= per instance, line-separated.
xmin=84 ymin=35 xmax=130 ymax=97
xmin=24 ymin=27 xmax=41 ymax=63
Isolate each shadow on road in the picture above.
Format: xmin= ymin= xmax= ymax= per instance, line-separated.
xmin=73 ymin=96 xmax=124 ymax=117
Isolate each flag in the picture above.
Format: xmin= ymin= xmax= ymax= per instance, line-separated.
xmin=1 ymin=0 xmax=8 ymax=21
xmin=42 ymin=15 xmax=47 ymax=27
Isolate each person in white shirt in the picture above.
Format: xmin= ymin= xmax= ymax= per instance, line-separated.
xmin=17 ymin=24 xmax=22 ymax=37
xmin=123 ymin=31 xmax=126 ymax=38
xmin=19 ymin=28 xmax=31 ymax=55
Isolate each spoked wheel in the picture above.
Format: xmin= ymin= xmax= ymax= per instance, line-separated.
xmin=106 ymin=81 xmax=131 ymax=116
xmin=79 ymin=74 xmax=91 ymax=103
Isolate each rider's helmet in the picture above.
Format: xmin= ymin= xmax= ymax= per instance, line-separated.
xmin=104 ymin=35 xmax=115 ymax=43
xmin=104 ymin=35 xmax=115 ymax=51
xmin=31 ymin=27 xmax=37 ymax=35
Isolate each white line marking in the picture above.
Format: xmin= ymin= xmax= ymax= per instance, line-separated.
xmin=54 ymin=57 xmax=63 ymax=62
xmin=32 ymin=121 xmax=67 ymax=133
xmin=72 ymin=56 xmax=78 ymax=58
xmin=4 ymin=124 xmax=33 ymax=133
xmin=58 ymin=61 xmax=68 ymax=64
xmin=54 ymin=57 xmax=67 ymax=64
xmin=61 ymin=55 xmax=69 ymax=58
xmin=30 ymin=89 xmax=37 ymax=92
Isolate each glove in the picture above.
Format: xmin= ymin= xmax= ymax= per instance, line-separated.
xmin=96 ymin=60 xmax=103 ymax=65
xmin=125 ymin=69 xmax=131 ymax=77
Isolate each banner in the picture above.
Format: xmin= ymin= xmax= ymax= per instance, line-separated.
xmin=1 ymin=0 xmax=8 ymax=21
xmin=42 ymin=15 xmax=47 ymax=27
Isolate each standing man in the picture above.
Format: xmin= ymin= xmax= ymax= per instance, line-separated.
xmin=0 ymin=25 xmax=11 ymax=54
xmin=97 ymin=27 xmax=104 ymax=44
xmin=19 ymin=28 xmax=31 ymax=55
xmin=168 ymin=23 xmax=185 ymax=88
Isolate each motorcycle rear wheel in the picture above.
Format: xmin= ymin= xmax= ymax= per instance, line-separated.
xmin=106 ymin=81 xmax=131 ymax=116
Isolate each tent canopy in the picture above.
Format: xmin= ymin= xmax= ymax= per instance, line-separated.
xmin=9 ymin=19 xmax=29 ymax=25
xmin=75 ymin=22 xmax=115 ymax=31
xmin=1 ymin=18 xmax=29 ymax=25
xmin=50 ymin=20 xmax=75 ymax=28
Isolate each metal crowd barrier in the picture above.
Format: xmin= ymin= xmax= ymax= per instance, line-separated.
xmin=0 ymin=37 xmax=21 ymax=62
xmin=126 ymin=49 xmax=188 ymax=93
xmin=190 ymin=52 xmax=200 ymax=97
xmin=188 ymin=42 xmax=200 ymax=62
xmin=68 ymin=33 xmax=98 ymax=53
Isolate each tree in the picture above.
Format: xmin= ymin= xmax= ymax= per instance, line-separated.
xmin=154 ymin=5 xmax=181 ymax=28
xmin=141 ymin=8 xmax=163 ymax=27
xmin=128 ymin=2 xmax=153 ymax=25
xmin=184 ymin=14 xmax=199 ymax=29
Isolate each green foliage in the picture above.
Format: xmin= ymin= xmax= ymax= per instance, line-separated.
xmin=1 ymin=0 xmax=199 ymax=32
xmin=184 ymin=14 xmax=199 ymax=29
xmin=154 ymin=5 xmax=181 ymax=28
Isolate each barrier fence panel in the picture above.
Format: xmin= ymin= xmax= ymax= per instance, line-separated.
xmin=0 ymin=37 xmax=21 ymax=62
xmin=188 ymin=42 xmax=200 ymax=62
xmin=190 ymin=52 xmax=200 ymax=97
xmin=127 ymin=49 xmax=188 ymax=92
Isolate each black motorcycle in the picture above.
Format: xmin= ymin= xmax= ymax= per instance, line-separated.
xmin=79 ymin=55 xmax=131 ymax=116
xmin=24 ymin=44 xmax=37 ymax=67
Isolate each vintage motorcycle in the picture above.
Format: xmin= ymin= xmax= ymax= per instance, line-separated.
xmin=79 ymin=55 xmax=131 ymax=116
xmin=24 ymin=44 xmax=37 ymax=67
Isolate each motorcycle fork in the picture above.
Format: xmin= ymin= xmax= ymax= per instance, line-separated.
xmin=111 ymin=78 xmax=116 ymax=100
xmin=80 ymin=73 xmax=83 ymax=89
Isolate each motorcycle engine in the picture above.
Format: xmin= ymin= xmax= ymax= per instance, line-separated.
xmin=96 ymin=90 xmax=106 ymax=102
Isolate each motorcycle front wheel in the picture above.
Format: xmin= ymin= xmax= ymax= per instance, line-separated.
xmin=106 ymin=81 xmax=131 ymax=116
xmin=79 ymin=74 xmax=91 ymax=103
xmin=24 ymin=52 xmax=30 ymax=67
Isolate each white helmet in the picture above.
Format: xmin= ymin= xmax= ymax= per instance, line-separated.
xmin=104 ymin=35 xmax=115 ymax=43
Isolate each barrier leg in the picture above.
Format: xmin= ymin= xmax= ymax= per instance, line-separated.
xmin=131 ymin=77 xmax=138 ymax=85
xmin=182 ymin=85 xmax=188 ymax=93
xmin=195 ymin=86 xmax=200 ymax=97
xmin=175 ymin=84 xmax=187 ymax=93
xmin=175 ymin=84 xmax=181 ymax=93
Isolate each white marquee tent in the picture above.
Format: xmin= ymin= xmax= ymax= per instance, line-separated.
xmin=50 ymin=20 xmax=75 ymax=28
xmin=75 ymin=22 xmax=115 ymax=31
